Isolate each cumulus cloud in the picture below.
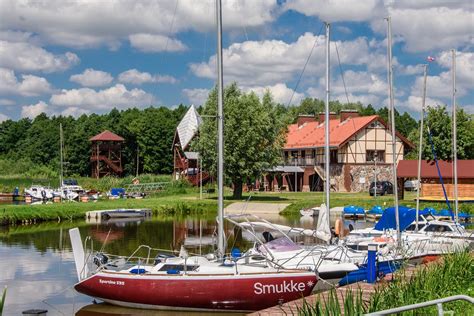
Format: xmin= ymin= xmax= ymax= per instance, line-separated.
xmin=0 ymin=68 xmax=52 ymax=96
xmin=402 ymin=95 xmax=445 ymax=111
xmin=129 ymin=34 xmax=187 ymax=53
xmin=70 ymin=68 xmax=113 ymax=87
xmin=50 ymin=84 xmax=155 ymax=110
xmin=190 ymin=33 xmax=386 ymax=86
xmin=21 ymin=101 xmax=49 ymax=119
xmin=0 ymin=0 xmax=278 ymax=49
xmin=285 ymin=0 xmax=384 ymax=22
xmin=286 ymin=1 xmax=473 ymax=53
xmin=118 ymin=69 xmax=177 ymax=85
xmin=182 ymin=88 xmax=210 ymax=105
xmin=244 ymin=83 xmax=305 ymax=105
xmin=0 ymin=40 xmax=79 ymax=73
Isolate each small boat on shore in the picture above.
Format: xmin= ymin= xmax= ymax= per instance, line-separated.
xmin=86 ymin=209 xmax=152 ymax=219
xmin=343 ymin=205 xmax=366 ymax=219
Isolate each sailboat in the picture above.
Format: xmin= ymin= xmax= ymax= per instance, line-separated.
xmin=344 ymin=21 xmax=471 ymax=252
xmin=69 ymin=0 xmax=317 ymax=311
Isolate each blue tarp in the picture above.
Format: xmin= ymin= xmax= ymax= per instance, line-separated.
xmin=344 ymin=205 xmax=365 ymax=215
xmin=374 ymin=206 xmax=416 ymax=231
xmin=110 ymin=188 xmax=125 ymax=196
xmin=368 ymin=205 xmax=384 ymax=215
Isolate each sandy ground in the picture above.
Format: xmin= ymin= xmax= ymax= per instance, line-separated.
xmin=224 ymin=202 xmax=290 ymax=215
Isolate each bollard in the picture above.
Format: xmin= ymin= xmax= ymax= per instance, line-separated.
xmin=367 ymin=243 xmax=377 ymax=283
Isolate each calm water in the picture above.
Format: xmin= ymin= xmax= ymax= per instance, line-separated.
xmin=0 ymin=213 xmax=370 ymax=315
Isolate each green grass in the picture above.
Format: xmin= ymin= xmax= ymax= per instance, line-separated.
xmin=0 ymin=192 xmax=222 ymax=225
xmin=298 ymin=252 xmax=474 ymax=316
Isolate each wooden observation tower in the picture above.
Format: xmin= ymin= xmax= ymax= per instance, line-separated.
xmin=90 ymin=130 xmax=124 ymax=178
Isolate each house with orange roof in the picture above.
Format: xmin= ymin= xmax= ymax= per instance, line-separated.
xmin=273 ymin=110 xmax=414 ymax=192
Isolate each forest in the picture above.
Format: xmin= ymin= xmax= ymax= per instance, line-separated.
xmin=0 ymin=86 xmax=472 ymax=179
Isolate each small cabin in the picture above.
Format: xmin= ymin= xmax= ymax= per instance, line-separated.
xmin=397 ymin=160 xmax=474 ymax=201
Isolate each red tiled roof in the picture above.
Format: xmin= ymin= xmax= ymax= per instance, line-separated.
xmin=285 ymin=115 xmax=413 ymax=149
xmin=397 ymin=160 xmax=474 ymax=179
xmin=89 ymin=130 xmax=124 ymax=142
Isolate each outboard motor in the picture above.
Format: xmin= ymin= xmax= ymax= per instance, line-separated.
xmin=93 ymin=253 xmax=109 ymax=267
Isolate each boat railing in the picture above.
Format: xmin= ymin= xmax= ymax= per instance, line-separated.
xmin=365 ymin=295 xmax=474 ymax=315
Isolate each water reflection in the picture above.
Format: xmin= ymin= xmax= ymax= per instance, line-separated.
xmin=0 ymin=214 xmax=371 ymax=315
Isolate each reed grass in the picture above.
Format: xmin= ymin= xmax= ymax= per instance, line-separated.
xmin=298 ymin=251 xmax=473 ymax=316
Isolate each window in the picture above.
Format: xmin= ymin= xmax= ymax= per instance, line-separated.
xmin=423 ymin=224 xmax=453 ymax=233
xmin=366 ymin=150 xmax=385 ymax=162
xmin=330 ymin=150 xmax=338 ymax=164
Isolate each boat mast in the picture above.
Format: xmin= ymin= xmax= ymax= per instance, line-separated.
xmin=386 ymin=17 xmax=401 ymax=247
xmin=415 ymin=64 xmax=428 ymax=232
xmin=216 ymin=0 xmax=225 ymax=258
xmin=452 ymin=49 xmax=458 ymax=223
xmin=324 ymin=22 xmax=331 ymax=230
xmin=59 ymin=123 xmax=64 ymax=187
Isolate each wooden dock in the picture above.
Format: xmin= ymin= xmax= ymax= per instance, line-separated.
xmin=250 ymin=263 xmax=431 ymax=315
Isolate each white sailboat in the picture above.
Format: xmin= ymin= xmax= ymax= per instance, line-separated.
xmin=68 ymin=1 xmax=317 ymax=311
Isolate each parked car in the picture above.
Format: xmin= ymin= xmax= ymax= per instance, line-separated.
xmin=404 ymin=179 xmax=419 ymax=191
xmin=369 ymin=181 xmax=393 ymax=196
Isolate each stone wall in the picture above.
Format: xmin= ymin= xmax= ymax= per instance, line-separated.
xmin=346 ymin=164 xmax=393 ymax=192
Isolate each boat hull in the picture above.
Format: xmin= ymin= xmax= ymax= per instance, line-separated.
xmin=75 ymin=271 xmax=317 ymax=311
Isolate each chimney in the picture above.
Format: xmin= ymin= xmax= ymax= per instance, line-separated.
xmin=318 ymin=112 xmax=337 ymax=123
xmin=340 ymin=110 xmax=360 ymax=122
xmin=297 ymin=115 xmax=316 ymax=127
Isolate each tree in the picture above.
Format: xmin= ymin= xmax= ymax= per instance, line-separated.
xmin=196 ymin=84 xmax=287 ymax=198
xmin=407 ymin=105 xmax=473 ymax=160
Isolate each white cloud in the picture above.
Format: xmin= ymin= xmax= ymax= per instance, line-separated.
xmin=285 ymin=0 xmax=384 ymax=22
xmin=437 ymin=50 xmax=474 ymax=87
xmin=70 ymin=68 xmax=113 ymax=87
xmin=50 ymin=84 xmax=155 ymax=110
xmin=129 ymin=34 xmax=187 ymax=53
xmin=0 ymin=68 xmax=52 ymax=96
xmin=118 ymin=69 xmax=177 ymax=85
xmin=60 ymin=106 xmax=90 ymax=117
xmin=182 ymin=88 xmax=210 ymax=105
xmin=0 ymin=112 xmax=9 ymax=122
xmin=0 ymin=0 xmax=278 ymax=49
xmin=21 ymin=101 xmax=49 ymax=119
xmin=402 ymin=95 xmax=445 ymax=111
xmin=190 ymin=33 xmax=385 ymax=86
xmin=0 ymin=98 xmax=14 ymax=106
xmin=286 ymin=1 xmax=473 ymax=53
xmin=0 ymin=40 xmax=79 ymax=73
xmin=244 ymin=83 xmax=305 ymax=105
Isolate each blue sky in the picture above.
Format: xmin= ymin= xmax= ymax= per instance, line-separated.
xmin=0 ymin=0 xmax=472 ymax=122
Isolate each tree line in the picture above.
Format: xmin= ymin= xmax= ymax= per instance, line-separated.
xmin=0 ymin=84 xmax=472 ymax=181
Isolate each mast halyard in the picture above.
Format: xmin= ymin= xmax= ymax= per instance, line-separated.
xmin=216 ymin=0 xmax=225 ymax=258
xmin=324 ymin=22 xmax=331 ymax=232
xmin=452 ymin=49 xmax=458 ymax=223
xmin=415 ymin=64 xmax=428 ymax=232
xmin=386 ymin=16 xmax=401 ymax=247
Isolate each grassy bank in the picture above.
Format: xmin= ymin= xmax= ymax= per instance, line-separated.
xmin=299 ymin=251 xmax=474 ymax=315
xmin=240 ymin=191 xmax=474 ymax=216
xmin=0 ymin=193 xmax=221 ymax=225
